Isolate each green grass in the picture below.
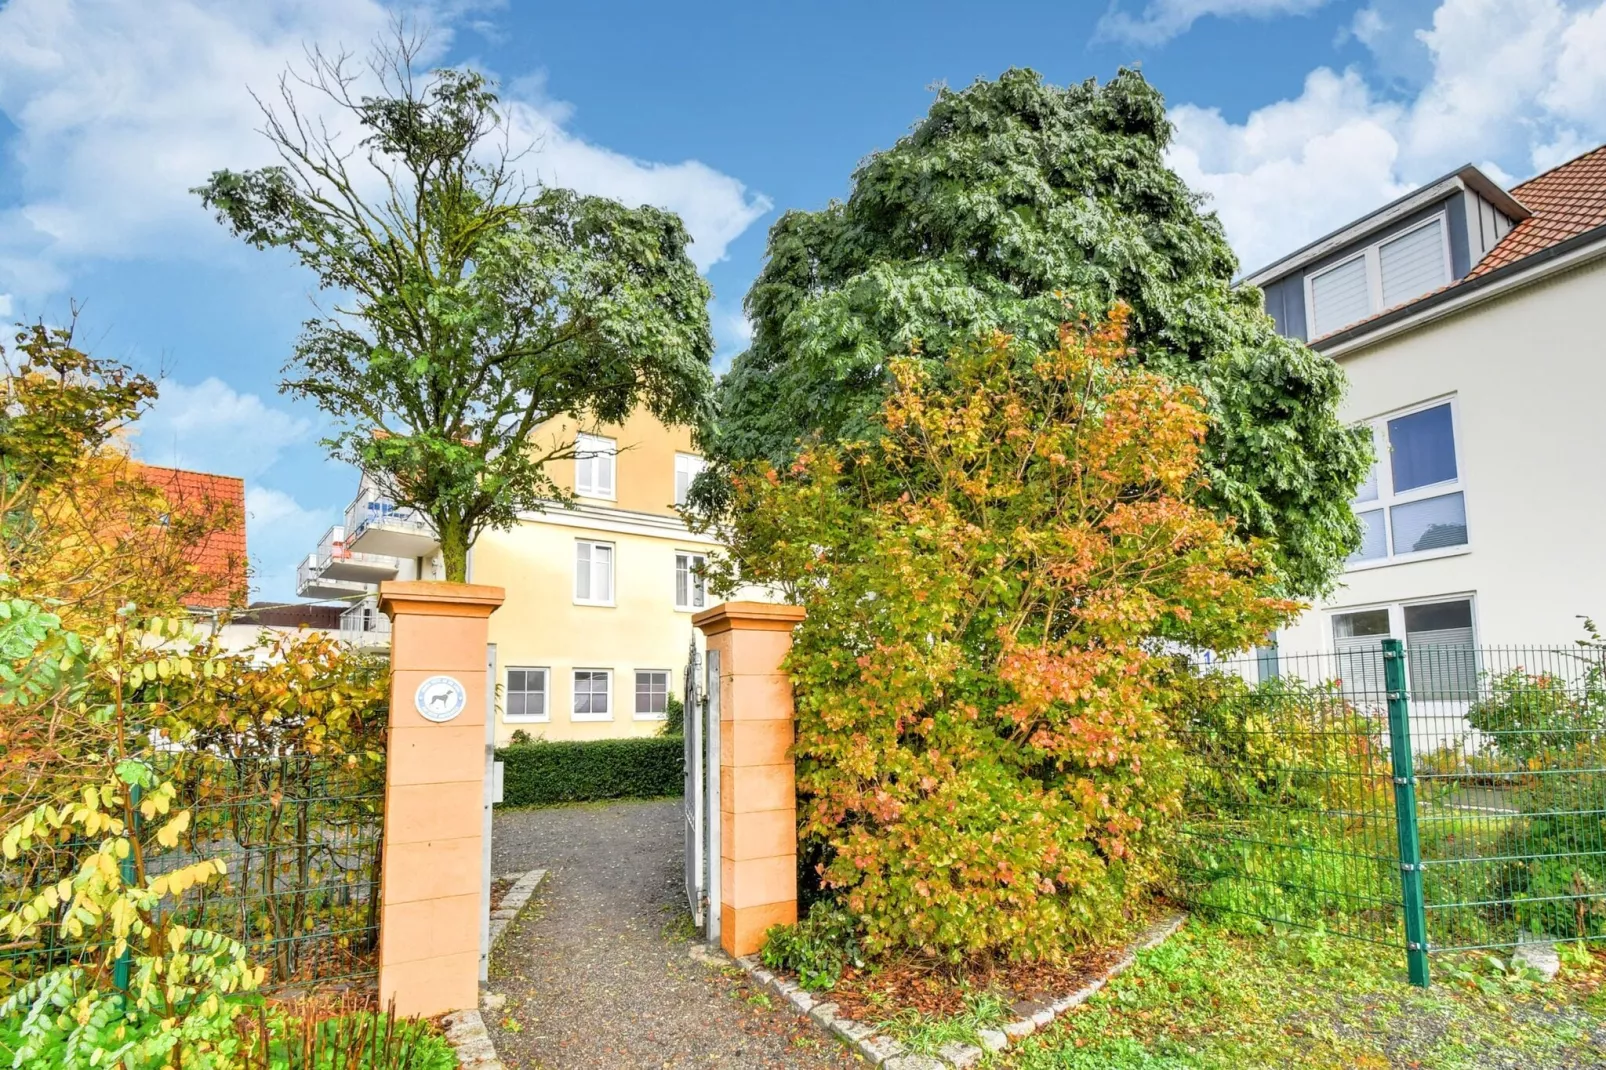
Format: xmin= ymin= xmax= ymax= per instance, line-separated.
xmin=1003 ymin=920 xmax=1606 ymax=1069
xmin=875 ymin=991 xmax=1012 ymax=1056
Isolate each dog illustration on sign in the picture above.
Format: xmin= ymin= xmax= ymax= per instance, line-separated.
xmin=414 ymin=675 xmax=466 ymax=722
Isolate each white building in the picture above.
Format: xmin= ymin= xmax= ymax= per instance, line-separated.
xmin=1243 ymin=142 xmax=1606 ymax=701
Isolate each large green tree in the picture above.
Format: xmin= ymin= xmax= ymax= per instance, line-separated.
xmin=718 ymin=68 xmax=1368 ymax=598
xmin=196 ymin=34 xmax=714 ymax=581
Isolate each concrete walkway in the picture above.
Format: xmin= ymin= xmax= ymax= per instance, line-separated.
xmin=486 ymin=799 xmax=860 ymax=1069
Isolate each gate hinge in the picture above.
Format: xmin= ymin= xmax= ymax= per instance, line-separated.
xmin=1399 ymin=862 xmax=1422 ymax=873
xmin=1392 ymin=775 xmax=1415 ymax=786
xmin=1407 ymin=940 xmax=1429 ymax=951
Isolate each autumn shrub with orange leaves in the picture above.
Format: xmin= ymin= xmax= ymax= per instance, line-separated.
xmin=717 ymin=308 xmax=1301 ymax=962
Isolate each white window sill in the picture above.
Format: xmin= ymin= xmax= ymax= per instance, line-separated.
xmin=633 ymin=712 xmax=669 ymax=721
xmin=1345 ymin=545 xmax=1471 ymax=573
xmin=571 ymin=712 xmax=614 ymax=722
xmin=502 ymin=715 xmax=550 ymax=724
xmin=574 ymin=598 xmax=616 ymax=608
xmin=673 ymin=605 xmax=708 ymax=614
xmin=575 ymin=491 xmax=617 ymax=503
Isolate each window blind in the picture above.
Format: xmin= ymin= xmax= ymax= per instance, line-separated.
xmin=1310 ymin=256 xmax=1371 ymax=337
xmin=1404 ymin=600 xmax=1476 ymax=700
xmin=1380 ymin=220 xmax=1448 ymax=310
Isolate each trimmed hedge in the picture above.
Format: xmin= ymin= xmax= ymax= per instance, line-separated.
xmin=495 ymin=737 xmax=684 ymax=807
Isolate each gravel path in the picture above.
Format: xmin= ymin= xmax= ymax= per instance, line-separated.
xmin=487 ymin=798 xmax=862 ymax=1069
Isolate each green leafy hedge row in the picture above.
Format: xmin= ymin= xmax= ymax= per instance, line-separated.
xmin=495 ymin=737 xmax=684 ymax=807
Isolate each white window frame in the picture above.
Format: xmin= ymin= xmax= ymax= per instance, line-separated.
xmin=674 ymin=550 xmax=708 ymax=612
xmin=634 ymin=669 xmax=672 ymax=720
xmin=574 ymin=539 xmax=616 ymax=606
xmin=1347 ymin=395 xmax=1470 ymax=572
xmin=1328 ymin=593 xmax=1479 ymax=693
xmin=574 ymin=433 xmax=617 ymax=500
xmin=1333 ymin=596 xmax=1480 ymax=645
xmin=504 ymin=666 xmax=550 ymax=723
xmin=1304 ymin=214 xmax=1452 ymax=337
xmin=674 ymin=452 xmax=705 ymax=507
xmin=571 ymin=668 xmax=613 ymax=722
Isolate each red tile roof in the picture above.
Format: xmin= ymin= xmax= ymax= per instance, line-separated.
xmin=134 ymin=464 xmax=248 ymax=610
xmin=1470 ymin=143 xmax=1606 ymax=277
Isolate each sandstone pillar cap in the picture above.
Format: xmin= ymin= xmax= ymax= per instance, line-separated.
xmin=379 ymin=580 xmax=506 ymax=619
xmin=692 ymin=601 xmax=806 ymax=635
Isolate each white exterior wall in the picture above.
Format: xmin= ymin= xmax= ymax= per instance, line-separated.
xmin=1277 ymin=255 xmax=1606 ymax=653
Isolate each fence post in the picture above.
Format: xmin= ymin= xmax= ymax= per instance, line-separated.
xmin=114 ymin=783 xmax=140 ymax=992
xmin=1384 ymin=637 xmax=1430 ymax=987
xmin=376 ymin=580 xmax=505 ymax=1018
xmin=692 ymin=601 xmax=806 ymax=958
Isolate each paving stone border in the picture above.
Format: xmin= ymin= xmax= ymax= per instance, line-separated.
xmin=733 ymin=912 xmax=1188 ymax=1068
xmin=442 ymin=868 xmax=548 ymax=1070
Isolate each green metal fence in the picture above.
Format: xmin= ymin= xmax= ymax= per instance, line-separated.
xmin=1178 ymin=638 xmax=1606 ymax=986
xmin=0 ymin=752 xmax=383 ymax=995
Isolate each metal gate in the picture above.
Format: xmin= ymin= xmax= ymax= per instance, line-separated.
xmin=683 ymin=639 xmax=703 ymax=924
xmin=682 ymin=638 xmax=721 ymax=943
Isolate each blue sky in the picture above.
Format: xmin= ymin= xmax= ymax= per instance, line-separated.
xmin=2 ymin=0 xmax=1603 ymax=601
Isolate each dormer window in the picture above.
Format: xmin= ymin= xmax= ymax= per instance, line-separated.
xmin=1305 ymin=216 xmax=1451 ymax=338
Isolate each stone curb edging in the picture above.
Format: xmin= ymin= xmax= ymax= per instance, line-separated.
xmin=732 ymin=912 xmax=1188 ymax=1068
xmin=441 ymin=869 xmax=548 ymax=1070
xmin=488 ymin=867 xmax=548 ymax=949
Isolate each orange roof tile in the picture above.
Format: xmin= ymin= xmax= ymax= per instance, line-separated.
xmin=133 ymin=464 xmax=248 ymax=610
xmin=1470 ymin=143 xmax=1606 ymax=277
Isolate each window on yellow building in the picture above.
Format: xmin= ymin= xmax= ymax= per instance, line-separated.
xmin=635 ymin=670 xmax=670 ymax=719
xmin=573 ymin=669 xmax=612 ymax=721
xmin=675 ymin=551 xmax=706 ymax=611
xmin=575 ymin=540 xmax=615 ymax=605
xmin=505 ymin=667 xmax=549 ymax=722
xmin=674 ymin=453 xmax=706 ymax=506
xmin=575 ymin=434 xmax=616 ymax=498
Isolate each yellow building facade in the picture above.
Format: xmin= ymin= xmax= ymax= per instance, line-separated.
xmin=470 ymin=408 xmax=717 ymax=744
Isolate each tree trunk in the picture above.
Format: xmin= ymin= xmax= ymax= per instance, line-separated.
xmin=438 ymin=516 xmax=470 ymax=583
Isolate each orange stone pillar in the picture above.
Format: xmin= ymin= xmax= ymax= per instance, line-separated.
xmin=693 ymin=601 xmax=807 ymax=957
xmin=376 ymin=580 xmax=504 ymax=1017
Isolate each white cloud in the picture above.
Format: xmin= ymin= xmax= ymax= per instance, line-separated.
xmin=1543 ymin=1 xmax=1606 ymax=120
xmin=1097 ymin=0 xmax=1332 ymax=45
xmin=501 ymin=87 xmax=770 ymax=272
xmin=0 ymin=0 xmax=769 ymax=298
xmin=1170 ymin=69 xmax=1409 ymax=272
xmin=1169 ymin=0 xmax=1606 ymax=274
xmin=245 ymin=485 xmax=337 ymax=601
xmin=1347 ymin=5 xmax=1390 ymax=46
xmin=134 ymin=377 xmax=313 ymax=479
xmin=0 ymin=294 xmax=11 ymax=317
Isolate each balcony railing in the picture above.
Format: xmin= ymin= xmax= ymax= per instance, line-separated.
xmin=339 ymin=597 xmax=392 ymax=647
xmin=342 ymin=487 xmax=439 ymax=558
xmin=316 ymin=522 xmax=400 ymax=583
xmin=296 ymin=554 xmax=371 ymax=600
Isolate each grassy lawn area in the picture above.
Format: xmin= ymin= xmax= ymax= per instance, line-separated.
xmin=1002 ymin=920 xmax=1606 ymax=1069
